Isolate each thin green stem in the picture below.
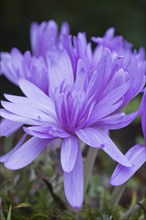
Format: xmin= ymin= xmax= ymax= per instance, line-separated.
xmin=110 ymin=184 xmax=127 ymax=207
xmin=120 ymin=199 xmax=146 ymax=220
xmin=84 ymin=147 xmax=98 ymax=193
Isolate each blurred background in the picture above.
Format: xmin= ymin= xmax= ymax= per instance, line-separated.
xmin=0 ymin=0 xmax=146 ymax=219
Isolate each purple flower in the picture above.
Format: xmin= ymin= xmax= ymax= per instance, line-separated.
xmin=1 ymin=48 xmax=142 ymax=208
xmin=0 ymin=22 xmax=146 ymax=208
xmin=63 ymin=30 xmax=146 ymax=107
xmin=110 ymin=91 xmax=146 ymax=186
xmin=30 ymin=20 xmax=70 ymax=57
xmin=92 ymin=27 xmax=145 ymax=60
xmin=0 ymin=49 xmax=48 ymax=92
xmin=0 ymin=20 xmax=70 ymax=137
xmin=0 ymin=49 xmax=49 ymax=136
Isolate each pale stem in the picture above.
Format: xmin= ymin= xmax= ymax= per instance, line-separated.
xmin=84 ymin=147 xmax=98 ymax=193
xmin=110 ymin=183 xmax=127 ymax=207
xmin=120 ymin=199 xmax=146 ymax=220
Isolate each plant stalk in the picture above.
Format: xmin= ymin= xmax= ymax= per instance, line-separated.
xmin=110 ymin=184 xmax=127 ymax=207
xmin=84 ymin=147 xmax=98 ymax=193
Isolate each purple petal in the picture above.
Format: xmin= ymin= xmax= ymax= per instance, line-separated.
xmin=0 ymin=134 xmax=27 ymax=162
xmin=76 ymin=127 xmax=131 ymax=167
xmin=0 ymin=119 xmax=22 ymax=137
xmin=1 ymin=101 xmax=55 ymax=124
xmin=18 ymin=79 xmax=56 ymax=119
xmin=1 ymin=109 xmax=42 ymax=125
xmin=4 ymin=93 xmax=57 ymax=122
xmin=75 ymin=127 xmax=104 ymax=149
xmin=64 ymin=146 xmax=83 ymax=209
xmin=110 ymin=144 xmax=146 ymax=186
xmin=4 ymin=137 xmax=51 ymax=170
xmin=141 ymin=91 xmax=146 ymax=143
xmin=0 ymin=49 xmax=23 ymax=85
xmin=24 ymin=125 xmax=70 ymax=139
xmin=23 ymin=127 xmax=54 ymax=139
xmin=96 ymin=112 xmax=137 ymax=129
xmin=48 ymin=50 xmax=74 ymax=96
xmin=60 ymin=22 xmax=70 ymax=35
xmin=87 ymin=80 xmax=130 ymax=126
xmin=61 ymin=136 xmax=79 ymax=172
xmin=30 ymin=20 xmax=58 ymax=57
xmin=30 ymin=22 xmax=39 ymax=55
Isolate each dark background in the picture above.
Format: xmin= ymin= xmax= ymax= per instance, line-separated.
xmin=0 ymin=0 xmax=146 ymax=149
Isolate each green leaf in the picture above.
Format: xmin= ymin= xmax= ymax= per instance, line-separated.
xmin=15 ymin=202 xmax=32 ymax=209
xmin=7 ymin=205 xmax=12 ymax=220
xmin=30 ymin=213 xmax=49 ymax=220
xmin=0 ymin=211 xmax=6 ymax=220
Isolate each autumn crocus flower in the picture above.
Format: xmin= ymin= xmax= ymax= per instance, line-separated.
xmin=30 ymin=20 xmax=70 ymax=58
xmin=0 ymin=49 xmax=48 ymax=136
xmin=1 ymin=48 xmax=142 ymax=208
xmin=92 ymin=27 xmax=145 ymax=60
xmin=110 ymin=91 xmax=146 ymax=186
xmin=0 ymin=20 xmax=69 ymax=136
xmin=0 ymin=21 xmax=146 ymax=208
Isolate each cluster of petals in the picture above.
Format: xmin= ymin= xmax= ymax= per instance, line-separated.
xmin=0 ymin=20 xmax=146 ymax=208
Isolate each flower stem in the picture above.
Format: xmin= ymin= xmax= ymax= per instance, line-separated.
xmin=120 ymin=199 xmax=146 ymax=220
xmin=84 ymin=147 xmax=98 ymax=193
xmin=110 ymin=183 xmax=127 ymax=207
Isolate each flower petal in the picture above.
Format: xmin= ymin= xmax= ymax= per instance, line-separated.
xmin=97 ymin=112 xmax=137 ymax=129
xmin=4 ymin=137 xmax=51 ymax=170
xmin=0 ymin=109 xmax=42 ymax=125
xmin=141 ymin=91 xmax=146 ymax=143
xmin=76 ymin=127 xmax=131 ymax=167
xmin=24 ymin=125 xmax=70 ymax=139
xmin=1 ymin=101 xmax=55 ymax=124
xmin=48 ymin=50 xmax=74 ymax=96
xmin=110 ymin=144 xmax=146 ymax=186
xmin=61 ymin=136 xmax=79 ymax=172
xmin=75 ymin=127 xmax=104 ymax=148
xmin=0 ymin=119 xmax=22 ymax=137
xmin=64 ymin=146 xmax=83 ymax=209
xmin=18 ymin=79 xmax=56 ymax=118
xmin=0 ymin=134 xmax=27 ymax=162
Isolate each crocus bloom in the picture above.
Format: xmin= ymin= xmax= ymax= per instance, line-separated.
xmin=0 ymin=20 xmax=69 ymax=87
xmin=0 ymin=20 xmax=69 ymax=136
xmin=0 ymin=49 xmax=48 ymax=92
xmin=1 ymin=48 xmax=142 ymax=208
xmin=0 ymin=22 xmax=146 ymax=208
xmin=92 ymin=27 xmax=145 ymax=60
xmin=110 ymin=91 xmax=146 ymax=186
xmin=30 ymin=20 xmax=70 ymax=58
xmin=0 ymin=49 xmax=48 ymax=136
xmin=63 ymin=29 xmax=146 ymax=105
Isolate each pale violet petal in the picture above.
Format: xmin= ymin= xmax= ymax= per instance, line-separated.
xmin=61 ymin=136 xmax=79 ymax=172
xmin=110 ymin=144 xmax=146 ymax=186
xmin=76 ymin=127 xmax=131 ymax=167
xmin=4 ymin=137 xmax=51 ymax=170
xmin=0 ymin=119 xmax=22 ymax=137
xmin=0 ymin=134 xmax=27 ymax=162
xmin=64 ymin=146 xmax=83 ymax=209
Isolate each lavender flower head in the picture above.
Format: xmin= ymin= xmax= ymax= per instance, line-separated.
xmin=0 ymin=20 xmax=69 ymax=136
xmin=0 ymin=20 xmax=146 ymax=208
